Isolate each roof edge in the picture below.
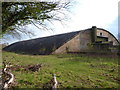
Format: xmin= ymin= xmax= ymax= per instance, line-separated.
xmin=97 ymin=28 xmax=120 ymax=44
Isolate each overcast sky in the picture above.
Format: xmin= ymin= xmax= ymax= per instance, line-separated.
xmin=2 ymin=0 xmax=119 ymax=44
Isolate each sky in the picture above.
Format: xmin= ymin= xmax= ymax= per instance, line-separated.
xmin=2 ymin=0 xmax=120 ymax=44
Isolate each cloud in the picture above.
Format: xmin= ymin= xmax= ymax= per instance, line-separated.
xmin=2 ymin=0 xmax=119 ymax=44
xmin=67 ymin=0 xmax=118 ymax=29
xmin=51 ymin=0 xmax=119 ymax=37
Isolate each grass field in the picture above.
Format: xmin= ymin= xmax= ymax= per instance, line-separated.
xmin=2 ymin=51 xmax=119 ymax=88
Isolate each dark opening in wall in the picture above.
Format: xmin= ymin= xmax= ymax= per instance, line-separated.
xmin=100 ymin=33 xmax=102 ymax=36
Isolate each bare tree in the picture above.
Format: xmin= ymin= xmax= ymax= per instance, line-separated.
xmin=1 ymin=0 xmax=71 ymax=37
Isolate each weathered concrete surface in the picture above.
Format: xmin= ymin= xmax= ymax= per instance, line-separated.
xmin=53 ymin=30 xmax=92 ymax=54
xmin=97 ymin=29 xmax=119 ymax=45
xmin=79 ymin=30 xmax=91 ymax=51
xmin=52 ymin=33 xmax=81 ymax=54
xmin=53 ymin=28 xmax=119 ymax=54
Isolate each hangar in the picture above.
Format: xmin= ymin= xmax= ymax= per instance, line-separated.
xmin=3 ymin=26 xmax=119 ymax=55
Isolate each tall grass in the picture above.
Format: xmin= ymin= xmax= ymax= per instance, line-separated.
xmin=2 ymin=51 xmax=119 ymax=88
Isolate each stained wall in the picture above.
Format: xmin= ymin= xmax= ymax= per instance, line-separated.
xmin=52 ymin=30 xmax=92 ymax=54
xmin=97 ymin=29 xmax=119 ymax=45
xmin=53 ymin=29 xmax=119 ymax=54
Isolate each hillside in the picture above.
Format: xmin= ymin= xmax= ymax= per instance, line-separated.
xmin=2 ymin=51 xmax=119 ymax=88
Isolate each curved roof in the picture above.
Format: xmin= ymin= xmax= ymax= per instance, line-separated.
xmin=97 ymin=28 xmax=120 ymax=44
xmin=3 ymin=30 xmax=81 ymax=55
xmin=3 ymin=27 xmax=119 ymax=55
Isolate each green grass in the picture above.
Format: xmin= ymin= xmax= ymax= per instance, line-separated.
xmin=2 ymin=51 xmax=119 ymax=88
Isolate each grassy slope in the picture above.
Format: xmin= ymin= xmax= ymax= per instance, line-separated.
xmin=2 ymin=51 xmax=119 ymax=88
